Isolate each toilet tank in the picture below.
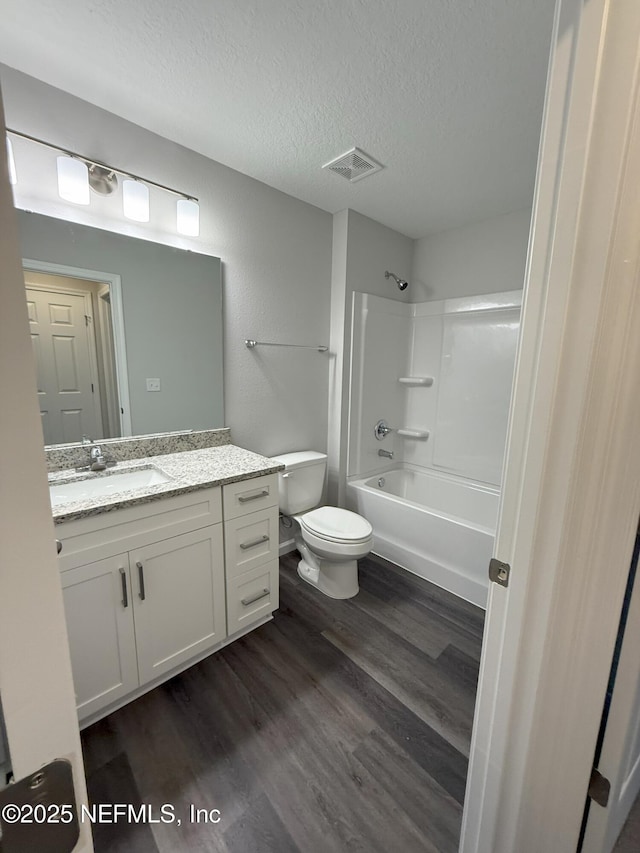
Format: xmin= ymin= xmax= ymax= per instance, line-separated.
xmin=271 ymin=451 xmax=327 ymax=515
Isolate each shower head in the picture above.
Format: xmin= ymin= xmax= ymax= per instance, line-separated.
xmin=385 ymin=270 xmax=409 ymax=291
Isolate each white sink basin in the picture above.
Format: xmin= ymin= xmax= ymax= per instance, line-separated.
xmin=49 ymin=467 xmax=173 ymax=508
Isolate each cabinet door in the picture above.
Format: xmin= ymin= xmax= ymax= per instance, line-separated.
xmin=61 ymin=554 xmax=138 ymax=721
xmin=131 ymin=526 xmax=226 ymax=685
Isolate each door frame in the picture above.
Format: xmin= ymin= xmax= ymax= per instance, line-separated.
xmin=0 ymin=91 xmax=93 ymax=850
xmin=23 ymin=258 xmax=132 ymax=436
xmin=462 ymin=0 xmax=640 ymax=850
xmin=582 ymin=530 xmax=640 ymax=851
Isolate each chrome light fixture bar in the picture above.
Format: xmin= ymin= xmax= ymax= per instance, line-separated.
xmin=6 ymin=128 xmax=199 ymax=235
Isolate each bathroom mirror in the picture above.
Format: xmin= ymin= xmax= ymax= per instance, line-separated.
xmin=16 ymin=209 xmax=224 ymax=445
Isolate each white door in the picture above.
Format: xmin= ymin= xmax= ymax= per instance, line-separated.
xmin=131 ymin=526 xmax=226 ymax=684
xmin=582 ymin=533 xmax=640 ymax=852
xmin=61 ymin=555 xmax=139 ymax=721
xmin=25 ymin=284 xmax=101 ymax=444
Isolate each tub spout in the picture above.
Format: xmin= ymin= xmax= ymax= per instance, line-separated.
xmin=378 ymin=449 xmax=394 ymax=459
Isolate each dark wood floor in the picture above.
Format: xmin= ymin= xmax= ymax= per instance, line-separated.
xmin=81 ymin=552 xmax=485 ymax=853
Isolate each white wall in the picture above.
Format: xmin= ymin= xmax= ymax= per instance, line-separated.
xmin=328 ymin=209 xmax=414 ymax=503
xmin=412 ymin=208 xmax=531 ymax=301
xmin=1 ymin=65 xmax=333 ymax=458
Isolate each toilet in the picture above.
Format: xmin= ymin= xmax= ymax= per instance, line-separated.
xmin=272 ymin=451 xmax=373 ymax=599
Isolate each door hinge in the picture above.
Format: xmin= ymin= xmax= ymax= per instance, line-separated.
xmin=84 ymin=314 xmax=92 ymax=326
xmin=588 ymin=767 xmax=610 ymax=808
xmin=91 ymin=383 xmax=94 ymax=393
xmin=0 ymin=759 xmax=79 ymax=851
xmin=489 ymin=558 xmax=511 ymax=587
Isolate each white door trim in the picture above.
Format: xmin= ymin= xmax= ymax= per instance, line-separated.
xmin=22 ymin=258 xmax=132 ymax=436
xmin=462 ymin=0 xmax=640 ymax=850
xmin=0 ymin=91 xmax=93 ymax=851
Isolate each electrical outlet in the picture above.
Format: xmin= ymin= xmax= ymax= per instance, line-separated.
xmin=146 ymin=378 xmax=161 ymax=392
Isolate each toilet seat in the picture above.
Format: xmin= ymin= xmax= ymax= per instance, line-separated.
xmin=298 ymin=506 xmax=373 ymax=544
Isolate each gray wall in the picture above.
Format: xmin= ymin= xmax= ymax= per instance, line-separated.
xmin=328 ymin=210 xmax=414 ymax=503
xmin=2 ymin=65 xmax=332 ymax=457
xmin=412 ymin=208 xmax=531 ymax=300
xmin=17 ymin=210 xmax=223 ymax=436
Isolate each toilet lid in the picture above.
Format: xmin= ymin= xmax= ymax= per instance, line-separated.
xmin=300 ymin=506 xmax=373 ymax=543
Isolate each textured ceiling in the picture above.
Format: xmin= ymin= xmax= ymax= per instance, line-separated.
xmin=0 ymin=0 xmax=556 ymax=238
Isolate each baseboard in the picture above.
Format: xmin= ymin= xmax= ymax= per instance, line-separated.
xmin=279 ymin=538 xmax=296 ymax=556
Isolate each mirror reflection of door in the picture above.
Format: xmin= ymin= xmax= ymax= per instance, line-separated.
xmin=24 ymin=270 xmax=120 ymax=444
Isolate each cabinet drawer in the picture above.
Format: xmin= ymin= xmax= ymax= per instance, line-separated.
xmin=58 ymin=487 xmax=222 ymax=570
xmin=223 ymin=474 xmax=278 ymax=520
xmin=224 ymin=506 xmax=279 ymax=577
xmin=226 ymin=559 xmax=279 ymax=634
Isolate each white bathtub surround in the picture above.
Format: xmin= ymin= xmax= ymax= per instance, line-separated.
xmin=348 ymin=290 xmax=521 ymax=486
xmin=348 ymin=466 xmax=498 ymax=608
xmin=348 ymin=289 xmax=520 ymax=606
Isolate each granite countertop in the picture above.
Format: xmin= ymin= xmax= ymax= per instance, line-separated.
xmin=49 ymin=444 xmax=284 ymax=524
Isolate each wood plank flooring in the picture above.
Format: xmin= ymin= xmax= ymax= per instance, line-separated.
xmin=81 ymin=552 xmax=484 ymax=852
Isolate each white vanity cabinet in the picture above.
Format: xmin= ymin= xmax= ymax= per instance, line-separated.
xmin=223 ymin=475 xmax=280 ymax=634
xmin=57 ymin=476 xmax=280 ymax=726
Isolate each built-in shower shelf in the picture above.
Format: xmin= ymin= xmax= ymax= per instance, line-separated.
xmin=397 ymin=429 xmax=430 ymax=440
xmin=398 ymin=376 xmax=434 ymax=387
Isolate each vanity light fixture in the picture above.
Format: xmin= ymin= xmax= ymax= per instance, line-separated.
xmin=122 ymin=179 xmax=150 ymax=222
xmin=88 ymin=164 xmax=118 ymax=195
xmin=176 ymin=198 xmax=200 ymax=237
xmin=6 ymin=136 xmax=17 ymax=185
xmin=57 ymin=155 xmax=90 ymax=205
xmin=6 ymin=128 xmax=199 ymax=236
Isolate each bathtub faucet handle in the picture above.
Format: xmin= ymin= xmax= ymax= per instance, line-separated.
xmin=374 ymin=419 xmax=393 ymax=441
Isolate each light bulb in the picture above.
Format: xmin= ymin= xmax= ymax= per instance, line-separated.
xmin=177 ymin=198 xmax=199 ymax=237
xmin=57 ymin=156 xmax=90 ymax=204
xmin=123 ymin=179 xmax=150 ymax=222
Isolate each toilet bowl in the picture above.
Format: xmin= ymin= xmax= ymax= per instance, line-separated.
xmin=272 ymin=452 xmax=373 ymax=599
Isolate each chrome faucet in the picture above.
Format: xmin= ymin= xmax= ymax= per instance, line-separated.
xmin=378 ymin=449 xmax=394 ymax=459
xmin=90 ymin=445 xmax=106 ymax=471
xmin=374 ymin=419 xmax=393 ymax=440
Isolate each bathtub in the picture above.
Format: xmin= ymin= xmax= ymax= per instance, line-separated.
xmin=347 ymin=467 xmax=499 ymax=608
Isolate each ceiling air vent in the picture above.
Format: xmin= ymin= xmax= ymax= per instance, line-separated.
xmin=322 ymin=148 xmax=383 ymax=183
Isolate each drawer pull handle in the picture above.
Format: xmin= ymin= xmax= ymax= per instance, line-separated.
xmin=56 ymin=539 xmax=62 ymax=555
xmin=119 ymin=568 xmax=128 ymax=608
xmin=241 ymin=588 xmax=270 ymax=606
xmin=238 ymin=489 xmax=269 ymax=503
xmin=240 ymin=534 xmax=269 ymax=551
xmin=136 ymin=561 xmax=146 ymax=601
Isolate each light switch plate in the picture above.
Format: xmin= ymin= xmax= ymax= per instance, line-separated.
xmin=146 ymin=378 xmax=161 ymax=392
